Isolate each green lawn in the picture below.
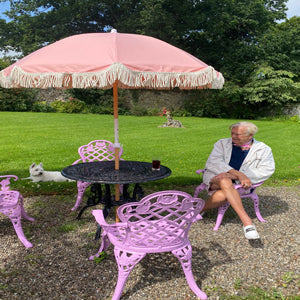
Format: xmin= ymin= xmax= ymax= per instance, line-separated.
xmin=0 ymin=112 xmax=299 ymax=194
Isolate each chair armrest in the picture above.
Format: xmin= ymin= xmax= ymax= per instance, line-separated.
xmin=196 ymin=169 xmax=205 ymax=175
xmin=234 ymin=181 xmax=264 ymax=189
xmin=0 ymin=175 xmax=18 ymax=191
xmin=190 ymin=197 xmax=206 ymax=223
xmin=0 ymin=175 xmax=18 ymax=181
xmin=92 ymin=209 xmax=128 ymax=229
xmin=72 ymin=158 xmax=83 ymax=165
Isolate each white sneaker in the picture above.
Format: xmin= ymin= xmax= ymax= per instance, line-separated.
xmin=243 ymin=225 xmax=260 ymax=239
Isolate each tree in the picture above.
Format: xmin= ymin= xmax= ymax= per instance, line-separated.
xmin=0 ymin=0 xmax=113 ymax=55
xmin=123 ymin=0 xmax=200 ymax=48
xmin=185 ymin=0 xmax=288 ymax=84
xmin=257 ymin=16 xmax=300 ymax=79
xmin=243 ymin=65 xmax=299 ymax=106
xmin=0 ymin=0 xmax=202 ymax=55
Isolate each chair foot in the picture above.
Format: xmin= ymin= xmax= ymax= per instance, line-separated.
xmin=213 ymin=225 xmax=220 ymax=231
xmin=21 ymin=239 xmax=33 ymax=248
xmin=71 ymin=206 xmax=79 ymax=211
xmin=71 ymin=196 xmax=83 ymax=211
xmin=256 ymin=213 xmax=266 ymax=223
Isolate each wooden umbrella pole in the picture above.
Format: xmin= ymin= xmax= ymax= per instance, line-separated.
xmin=113 ymin=80 xmax=120 ymax=170
xmin=113 ymin=80 xmax=120 ymax=222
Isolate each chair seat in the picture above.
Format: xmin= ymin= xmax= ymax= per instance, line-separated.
xmin=106 ymin=220 xmax=189 ymax=253
xmin=0 ymin=191 xmax=20 ymax=209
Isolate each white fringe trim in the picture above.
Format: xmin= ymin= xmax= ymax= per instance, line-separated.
xmin=0 ymin=62 xmax=224 ymax=89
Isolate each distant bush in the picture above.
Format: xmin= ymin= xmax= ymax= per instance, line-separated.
xmin=0 ymin=88 xmax=37 ymax=111
xmin=51 ymin=97 xmax=86 ymax=113
xmin=32 ymin=101 xmax=55 ymax=112
xmin=87 ymin=104 xmax=113 ymax=114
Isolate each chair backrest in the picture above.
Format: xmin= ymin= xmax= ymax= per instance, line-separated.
xmin=78 ymin=140 xmax=123 ymax=163
xmin=0 ymin=175 xmax=18 ymax=192
xmin=116 ymin=190 xmax=205 ymax=250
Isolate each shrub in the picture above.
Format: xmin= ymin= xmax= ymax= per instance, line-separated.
xmin=0 ymin=88 xmax=38 ymax=111
xmin=32 ymin=101 xmax=55 ymax=112
xmin=51 ymin=97 xmax=86 ymax=113
xmin=130 ymin=105 xmax=148 ymax=116
xmin=87 ymin=104 xmax=113 ymax=114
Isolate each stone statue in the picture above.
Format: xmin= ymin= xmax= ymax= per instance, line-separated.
xmin=159 ymin=111 xmax=184 ymax=128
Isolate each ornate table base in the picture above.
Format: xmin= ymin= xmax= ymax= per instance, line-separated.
xmin=75 ymin=183 xmax=145 ymax=239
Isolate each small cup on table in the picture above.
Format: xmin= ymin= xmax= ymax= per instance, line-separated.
xmin=152 ymin=157 xmax=161 ymax=171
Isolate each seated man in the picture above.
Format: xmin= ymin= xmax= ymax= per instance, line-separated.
xmin=202 ymin=121 xmax=275 ymax=239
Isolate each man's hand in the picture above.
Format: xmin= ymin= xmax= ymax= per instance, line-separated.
xmin=228 ymin=169 xmax=252 ymax=188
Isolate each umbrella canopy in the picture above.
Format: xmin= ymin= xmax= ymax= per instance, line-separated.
xmin=0 ymin=31 xmax=224 ymax=90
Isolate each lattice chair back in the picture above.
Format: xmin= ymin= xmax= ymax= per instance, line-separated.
xmin=194 ymin=169 xmax=265 ymax=231
xmin=71 ymin=140 xmax=124 ymax=211
xmin=78 ymin=140 xmax=123 ymax=162
xmin=0 ymin=175 xmax=34 ymax=248
xmin=90 ymin=191 xmax=207 ymax=300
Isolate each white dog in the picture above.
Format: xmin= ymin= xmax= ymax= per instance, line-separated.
xmin=24 ymin=162 xmax=73 ymax=182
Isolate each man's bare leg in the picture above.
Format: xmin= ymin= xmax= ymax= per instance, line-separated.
xmin=202 ymin=177 xmax=253 ymax=227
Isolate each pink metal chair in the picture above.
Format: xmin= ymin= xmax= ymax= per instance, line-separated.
xmin=194 ymin=169 xmax=265 ymax=231
xmin=90 ymin=190 xmax=207 ymax=300
xmin=0 ymin=175 xmax=34 ymax=248
xmin=71 ymin=140 xmax=123 ymax=211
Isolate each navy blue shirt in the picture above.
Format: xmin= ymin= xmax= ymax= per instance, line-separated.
xmin=229 ymin=145 xmax=249 ymax=170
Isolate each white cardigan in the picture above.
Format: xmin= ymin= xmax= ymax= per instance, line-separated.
xmin=203 ymin=138 xmax=275 ymax=186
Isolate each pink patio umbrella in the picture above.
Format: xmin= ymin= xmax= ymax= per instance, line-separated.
xmin=0 ymin=30 xmax=224 ymax=204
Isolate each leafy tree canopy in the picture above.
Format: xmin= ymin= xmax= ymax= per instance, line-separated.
xmin=243 ymin=65 xmax=299 ymax=105
xmin=257 ymin=16 xmax=300 ymax=78
xmin=0 ymin=0 xmax=200 ymax=55
xmin=0 ymin=0 xmax=288 ymax=59
xmin=186 ymin=0 xmax=288 ymax=83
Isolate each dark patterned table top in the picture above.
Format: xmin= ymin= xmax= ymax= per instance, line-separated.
xmin=62 ymin=161 xmax=172 ymax=184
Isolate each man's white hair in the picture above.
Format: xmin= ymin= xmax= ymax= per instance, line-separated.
xmin=229 ymin=122 xmax=258 ymax=135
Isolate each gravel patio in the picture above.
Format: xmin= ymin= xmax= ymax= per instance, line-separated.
xmin=0 ymin=186 xmax=299 ymax=299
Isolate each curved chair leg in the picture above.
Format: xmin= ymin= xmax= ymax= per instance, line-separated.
xmin=89 ymin=232 xmax=111 ymax=260
xmin=112 ymin=247 xmax=146 ymax=300
xmin=71 ymin=181 xmax=90 ymax=211
xmin=250 ymin=193 xmax=266 ymax=223
xmin=10 ymin=215 xmax=33 ymax=248
xmin=20 ymin=195 xmax=35 ymax=222
xmin=213 ymin=202 xmax=231 ymax=231
xmin=172 ymin=244 xmax=207 ymax=300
